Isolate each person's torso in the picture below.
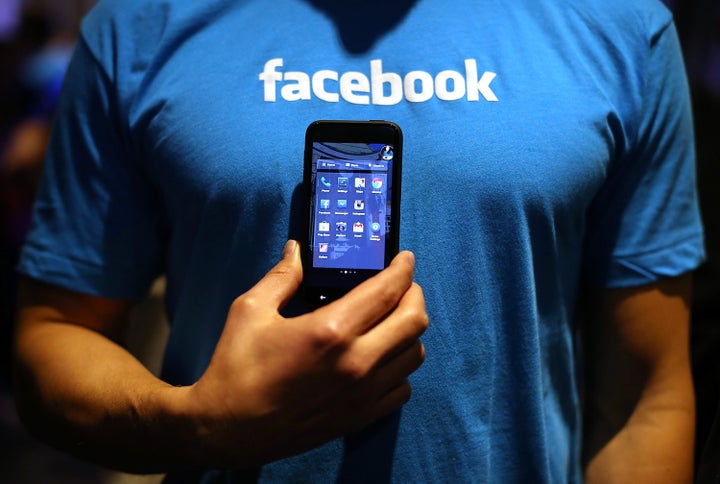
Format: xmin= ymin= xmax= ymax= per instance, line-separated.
xmin=81 ymin=0 xmax=669 ymax=480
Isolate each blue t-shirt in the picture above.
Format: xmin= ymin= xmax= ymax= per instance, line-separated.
xmin=18 ymin=0 xmax=705 ymax=481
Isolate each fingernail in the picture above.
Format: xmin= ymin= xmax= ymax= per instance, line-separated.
xmin=406 ymin=250 xmax=416 ymax=267
xmin=283 ymin=240 xmax=298 ymax=259
xmin=397 ymin=250 xmax=415 ymax=267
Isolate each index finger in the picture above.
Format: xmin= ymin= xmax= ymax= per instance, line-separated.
xmin=314 ymin=251 xmax=417 ymax=337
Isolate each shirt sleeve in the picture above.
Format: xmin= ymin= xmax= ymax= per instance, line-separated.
xmin=583 ymin=17 xmax=705 ymax=288
xmin=17 ymin=37 xmax=166 ymax=299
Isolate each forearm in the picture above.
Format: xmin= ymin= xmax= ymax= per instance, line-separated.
xmin=581 ymin=275 xmax=695 ymax=483
xmin=12 ymin=249 xmax=428 ymax=473
xmin=584 ymin=365 xmax=695 ymax=482
xmin=13 ymin=318 xmax=198 ymax=473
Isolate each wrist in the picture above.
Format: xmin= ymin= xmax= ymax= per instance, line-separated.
xmin=149 ymin=383 xmax=223 ymax=471
xmin=171 ymin=381 xmax=271 ymax=470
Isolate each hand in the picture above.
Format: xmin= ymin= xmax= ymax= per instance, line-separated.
xmin=182 ymin=240 xmax=428 ymax=468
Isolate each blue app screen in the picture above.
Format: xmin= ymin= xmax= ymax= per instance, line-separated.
xmin=309 ymin=141 xmax=394 ymax=271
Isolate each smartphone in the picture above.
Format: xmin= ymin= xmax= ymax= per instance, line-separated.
xmin=301 ymin=120 xmax=403 ymax=305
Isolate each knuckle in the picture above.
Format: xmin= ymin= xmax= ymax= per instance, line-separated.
xmin=403 ymin=305 xmax=430 ymax=333
xmin=230 ymin=294 xmax=261 ymax=316
xmin=417 ymin=309 xmax=430 ymax=330
xmin=312 ymin=317 xmax=348 ymax=349
xmin=378 ymin=284 xmax=403 ymax=307
xmin=421 ymin=313 xmax=430 ymax=331
xmin=419 ymin=342 xmax=427 ymax=363
xmin=403 ymin=341 xmax=426 ymax=374
xmin=398 ymin=381 xmax=412 ymax=404
xmin=339 ymin=355 xmax=371 ymax=381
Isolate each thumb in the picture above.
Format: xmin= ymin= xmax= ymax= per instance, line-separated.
xmin=244 ymin=240 xmax=303 ymax=312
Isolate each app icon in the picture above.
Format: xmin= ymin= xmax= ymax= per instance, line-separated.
xmin=319 ymin=243 xmax=329 ymax=253
xmin=320 ymin=176 xmax=331 ymax=188
xmin=354 ymin=200 xmax=365 ymax=211
xmin=319 ymin=199 xmax=330 ymax=210
xmin=337 ymin=199 xmax=348 ymax=209
xmin=338 ymin=177 xmax=349 ymax=189
xmin=319 ymin=221 xmax=330 ymax=232
xmin=336 ymin=221 xmax=347 ymax=232
xmin=355 ymin=177 xmax=366 ymax=188
xmin=381 ymin=145 xmax=394 ymax=161
xmin=353 ymin=222 xmax=364 ymax=233
xmin=372 ymin=178 xmax=383 ymax=190
xmin=371 ymin=222 xmax=381 ymax=233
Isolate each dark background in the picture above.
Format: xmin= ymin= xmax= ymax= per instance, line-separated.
xmin=1 ymin=0 xmax=718 ymax=482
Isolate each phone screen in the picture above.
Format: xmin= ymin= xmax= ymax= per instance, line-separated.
xmin=309 ymin=142 xmax=395 ymax=270
xmin=302 ymin=121 xmax=401 ymax=304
